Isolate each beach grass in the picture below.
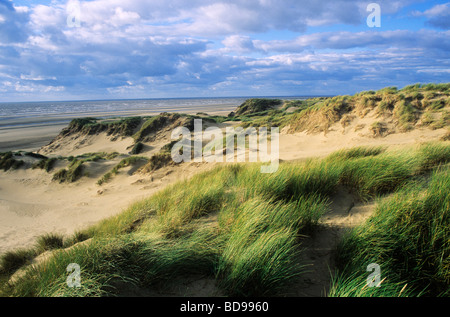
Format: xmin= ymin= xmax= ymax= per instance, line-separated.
xmin=0 ymin=152 xmax=24 ymax=171
xmin=2 ymin=140 xmax=449 ymax=297
xmin=332 ymin=166 xmax=450 ymax=296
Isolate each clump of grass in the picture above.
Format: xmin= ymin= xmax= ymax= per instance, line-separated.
xmin=393 ymin=100 xmax=417 ymax=131
xmin=370 ymin=121 xmax=388 ymax=137
xmin=133 ymin=114 xmax=179 ymax=142
xmin=0 ymin=249 xmax=36 ymax=275
xmin=328 ymin=271 xmax=413 ymax=297
xmin=32 ymin=158 xmax=57 ymax=172
xmin=231 ymin=99 xmax=282 ymax=117
xmin=64 ymin=231 xmax=91 ymax=247
xmin=52 ymin=159 xmax=84 ymax=183
xmin=160 ymin=140 xmax=178 ymax=153
xmin=441 ymin=129 xmax=450 ymax=141
xmin=130 ymin=142 xmax=144 ymax=155
xmin=217 ymin=226 xmax=300 ymax=296
xmin=36 ymin=233 xmax=65 ymax=252
xmin=140 ymin=153 xmax=173 ymax=173
xmin=0 ymin=152 xmax=24 ymax=171
xmin=138 ymin=141 xmax=180 ymax=174
xmin=64 ymin=117 xmax=142 ymax=138
xmin=24 ymin=152 xmax=48 ymax=160
xmin=340 ymin=114 xmax=355 ymax=129
xmin=431 ymin=110 xmax=450 ymax=130
xmin=326 ymin=146 xmax=386 ymax=161
xmin=339 ymin=152 xmax=418 ymax=200
xmin=417 ymin=142 xmax=450 ymax=172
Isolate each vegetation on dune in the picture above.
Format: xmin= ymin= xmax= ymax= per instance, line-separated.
xmin=229 ymin=98 xmax=283 ymax=117
xmin=35 ymin=233 xmax=65 ymax=252
xmin=50 ymin=152 xmax=119 ymax=184
xmin=132 ymin=113 xmax=198 ymax=142
xmin=0 ymin=152 xmax=24 ymax=171
xmin=52 ymin=159 xmax=84 ymax=183
xmin=32 ymin=157 xmax=57 ymax=172
xmin=130 ymin=142 xmax=144 ymax=155
xmin=2 ymin=141 xmax=449 ymax=297
xmin=332 ymin=166 xmax=450 ymax=297
xmin=225 ymin=83 xmax=449 ymax=136
xmin=24 ymin=152 xmax=48 ymax=160
xmin=1 ymin=84 xmax=449 ymax=297
xmin=138 ymin=141 xmax=178 ymax=174
xmin=63 ymin=117 xmax=142 ymax=138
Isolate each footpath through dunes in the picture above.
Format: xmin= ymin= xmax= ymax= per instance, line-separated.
xmin=291 ymin=187 xmax=376 ymax=297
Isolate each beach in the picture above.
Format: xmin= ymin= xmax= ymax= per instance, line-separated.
xmin=0 ymin=99 xmax=245 ymax=153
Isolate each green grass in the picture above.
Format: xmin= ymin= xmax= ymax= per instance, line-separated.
xmin=333 ymin=166 xmax=450 ymax=296
xmin=231 ymin=99 xmax=283 ymax=117
xmin=52 ymin=159 xmax=84 ymax=183
xmin=133 ymin=115 xmax=178 ymax=142
xmin=36 ymin=233 xmax=65 ymax=252
xmin=130 ymin=142 xmax=144 ymax=155
xmin=2 ymin=141 xmax=449 ymax=297
xmin=0 ymin=249 xmax=36 ymax=275
xmin=229 ymin=83 xmax=449 ymax=135
xmin=24 ymin=152 xmax=48 ymax=160
xmin=0 ymin=152 xmax=24 ymax=171
xmin=66 ymin=117 xmax=142 ymax=137
xmin=32 ymin=158 xmax=57 ymax=172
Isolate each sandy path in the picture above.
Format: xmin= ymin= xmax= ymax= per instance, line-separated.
xmin=289 ymin=187 xmax=375 ymax=297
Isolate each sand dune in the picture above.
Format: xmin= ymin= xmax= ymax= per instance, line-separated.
xmin=0 ymin=105 xmax=448 ymax=256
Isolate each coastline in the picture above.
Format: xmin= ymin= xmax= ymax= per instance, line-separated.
xmin=0 ymin=103 xmax=238 ymax=153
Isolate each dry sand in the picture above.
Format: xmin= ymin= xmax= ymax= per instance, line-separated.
xmin=0 ymin=108 xmax=448 ymax=256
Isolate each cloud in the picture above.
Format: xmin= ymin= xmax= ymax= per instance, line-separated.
xmin=413 ymin=2 xmax=450 ymax=29
xmin=0 ymin=0 xmax=29 ymax=43
xmin=253 ymin=29 xmax=450 ymax=53
xmin=0 ymin=0 xmax=449 ymax=100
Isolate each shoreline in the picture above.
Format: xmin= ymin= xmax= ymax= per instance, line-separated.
xmin=0 ymin=104 xmax=237 ymax=152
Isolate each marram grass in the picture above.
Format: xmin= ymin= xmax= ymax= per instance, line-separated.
xmin=1 ymin=141 xmax=449 ymax=297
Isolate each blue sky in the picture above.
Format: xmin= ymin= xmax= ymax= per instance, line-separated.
xmin=0 ymin=0 xmax=449 ymax=102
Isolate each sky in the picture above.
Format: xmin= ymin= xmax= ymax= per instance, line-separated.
xmin=0 ymin=0 xmax=449 ymax=102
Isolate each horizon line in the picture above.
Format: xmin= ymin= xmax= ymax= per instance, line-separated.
xmin=0 ymin=94 xmax=336 ymax=104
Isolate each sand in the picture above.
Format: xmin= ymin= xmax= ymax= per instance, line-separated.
xmin=0 ymin=105 xmax=448 ymax=256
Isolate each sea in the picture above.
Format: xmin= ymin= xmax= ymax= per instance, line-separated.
xmin=0 ymin=97 xmax=312 ymax=152
xmin=0 ymin=97 xmax=309 ymax=129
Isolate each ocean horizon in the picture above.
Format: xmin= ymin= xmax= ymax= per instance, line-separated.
xmin=0 ymin=96 xmax=322 ymax=129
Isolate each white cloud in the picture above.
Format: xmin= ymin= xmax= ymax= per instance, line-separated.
xmin=412 ymin=2 xmax=450 ymax=29
xmin=1 ymin=0 xmax=449 ymax=101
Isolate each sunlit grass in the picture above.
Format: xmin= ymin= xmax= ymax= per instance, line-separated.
xmin=1 ymin=141 xmax=449 ymax=297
